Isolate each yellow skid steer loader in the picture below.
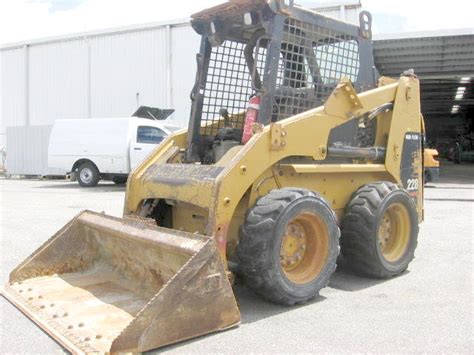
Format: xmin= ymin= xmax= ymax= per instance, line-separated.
xmin=3 ymin=0 xmax=424 ymax=352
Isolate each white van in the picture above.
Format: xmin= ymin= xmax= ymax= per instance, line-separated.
xmin=48 ymin=117 xmax=182 ymax=187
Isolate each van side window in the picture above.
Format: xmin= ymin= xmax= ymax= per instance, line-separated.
xmin=137 ymin=126 xmax=166 ymax=144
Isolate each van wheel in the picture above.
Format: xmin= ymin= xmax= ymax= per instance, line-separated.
xmin=238 ymin=188 xmax=340 ymax=306
xmin=341 ymin=182 xmax=419 ymax=278
xmin=77 ymin=162 xmax=100 ymax=187
xmin=112 ymin=177 xmax=127 ymax=185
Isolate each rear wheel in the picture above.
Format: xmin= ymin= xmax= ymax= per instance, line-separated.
xmin=341 ymin=182 xmax=419 ymax=278
xmin=112 ymin=176 xmax=127 ymax=185
xmin=237 ymin=188 xmax=340 ymax=305
xmin=77 ymin=162 xmax=100 ymax=187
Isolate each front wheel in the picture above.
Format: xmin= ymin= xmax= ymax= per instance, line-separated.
xmin=77 ymin=162 xmax=100 ymax=187
xmin=341 ymin=182 xmax=419 ymax=278
xmin=237 ymin=188 xmax=340 ymax=306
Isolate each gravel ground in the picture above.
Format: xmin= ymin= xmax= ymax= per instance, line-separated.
xmin=1 ymin=161 xmax=473 ymax=354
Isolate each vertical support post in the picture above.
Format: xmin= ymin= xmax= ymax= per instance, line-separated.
xmin=86 ymin=37 xmax=92 ymax=118
xmin=339 ymin=5 xmax=346 ymax=21
xmin=165 ymin=24 xmax=172 ymax=110
xmin=258 ymin=14 xmax=285 ymax=125
xmin=23 ymin=44 xmax=30 ymax=126
xmin=185 ymin=37 xmax=212 ymax=163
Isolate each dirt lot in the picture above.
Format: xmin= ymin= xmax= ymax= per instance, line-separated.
xmin=1 ymin=161 xmax=472 ymax=353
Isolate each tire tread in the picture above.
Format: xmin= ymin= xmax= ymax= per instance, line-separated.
xmin=238 ymin=188 xmax=340 ymax=305
xmin=341 ymin=181 xmax=418 ymax=278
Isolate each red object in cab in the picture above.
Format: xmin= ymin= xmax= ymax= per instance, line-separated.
xmin=242 ymin=95 xmax=260 ymax=144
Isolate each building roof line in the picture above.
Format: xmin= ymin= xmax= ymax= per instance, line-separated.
xmin=301 ymin=0 xmax=361 ymax=10
xmin=374 ymin=28 xmax=474 ymax=41
xmin=0 ymin=18 xmax=190 ymax=51
xmin=1 ymin=1 xmax=365 ymax=51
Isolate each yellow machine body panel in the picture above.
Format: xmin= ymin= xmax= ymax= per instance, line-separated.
xmin=125 ymin=76 xmax=423 ymax=262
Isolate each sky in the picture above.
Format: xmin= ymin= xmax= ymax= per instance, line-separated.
xmin=0 ymin=0 xmax=472 ymax=45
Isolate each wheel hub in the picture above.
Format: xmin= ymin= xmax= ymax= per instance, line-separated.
xmin=279 ymin=213 xmax=329 ymax=285
xmin=280 ymin=222 xmax=307 ymax=270
xmin=378 ymin=214 xmax=392 ymax=249
xmin=378 ymin=203 xmax=411 ymax=262
xmin=80 ymin=168 xmax=93 ymax=184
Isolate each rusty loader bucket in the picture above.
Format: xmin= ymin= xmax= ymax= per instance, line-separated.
xmin=2 ymin=211 xmax=240 ymax=353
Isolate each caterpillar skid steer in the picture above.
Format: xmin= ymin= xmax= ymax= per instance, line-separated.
xmin=3 ymin=0 xmax=424 ymax=353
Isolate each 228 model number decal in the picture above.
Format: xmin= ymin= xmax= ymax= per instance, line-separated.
xmin=400 ymin=132 xmax=422 ymax=201
xmin=406 ymin=178 xmax=419 ymax=191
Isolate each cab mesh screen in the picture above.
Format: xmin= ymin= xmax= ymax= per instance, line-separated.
xmin=199 ymin=18 xmax=360 ymax=135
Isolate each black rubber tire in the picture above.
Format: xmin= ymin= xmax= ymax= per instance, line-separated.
xmin=424 ymin=170 xmax=431 ymax=184
xmin=77 ymin=162 xmax=100 ymax=187
xmin=112 ymin=176 xmax=127 ymax=185
xmin=237 ymin=188 xmax=340 ymax=306
xmin=341 ymin=182 xmax=419 ymax=279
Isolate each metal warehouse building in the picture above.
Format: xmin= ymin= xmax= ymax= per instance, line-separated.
xmin=0 ymin=19 xmax=200 ymax=144
xmin=1 ymin=0 xmax=473 ymax=174
xmin=0 ymin=19 xmax=202 ymax=174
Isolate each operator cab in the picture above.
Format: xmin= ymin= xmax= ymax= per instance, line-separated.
xmin=187 ymin=0 xmax=376 ymax=163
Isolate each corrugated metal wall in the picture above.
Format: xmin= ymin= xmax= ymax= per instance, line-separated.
xmin=1 ymin=47 xmax=27 ymax=147
xmin=91 ymin=29 xmax=167 ymax=118
xmin=6 ymin=125 xmax=63 ymax=175
xmin=307 ymin=1 xmax=361 ymax=24
xmin=316 ymin=7 xmax=360 ymax=25
xmin=0 ymin=51 xmax=3 ymax=147
xmin=29 ymin=40 xmax=89 ymax=125
xmin=170 ymin=25 xmax=201 ymax=122
xmin=0 ymin=21 xmax=200 ymax=151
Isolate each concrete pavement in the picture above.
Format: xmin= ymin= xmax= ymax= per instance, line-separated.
xmin=1 ymin=162 xmax=472 ymax=353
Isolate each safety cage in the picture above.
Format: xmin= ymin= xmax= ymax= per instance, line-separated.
xmin=187 ymin=0 xmax=376 ymax=162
